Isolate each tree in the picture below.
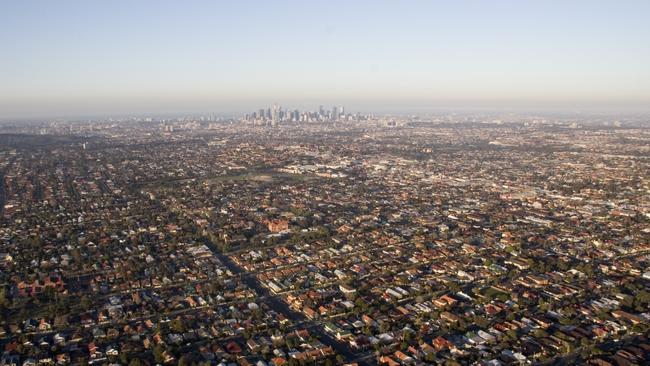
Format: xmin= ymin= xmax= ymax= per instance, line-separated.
xmin=170 ymin=318 xmax=185 ymax=333
xmin=0 ymin=287 xmax=9 ymax=309
xmin=425 ymin=352 xmax=435 ymax=362
xmin=634 ymin=290 xmax=650 ymax=308
xmin=80 ymin=295 xmax=92 ymax=310
xmin=474 ymin=316 xmax=489 ymax=328
xmin=153 ymin=345 xmax=165 ymax=364
xmin=178 ymin=355 xmax=190 ymax=366
xmin=402 ymin=330 xmax=411 ymax=342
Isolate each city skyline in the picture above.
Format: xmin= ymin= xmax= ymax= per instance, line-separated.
xmin=2 ymin=0 xmax=650 ymax=119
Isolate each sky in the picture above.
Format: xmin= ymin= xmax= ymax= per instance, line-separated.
xmin=1 ymin=0 xmax=650 ymax=119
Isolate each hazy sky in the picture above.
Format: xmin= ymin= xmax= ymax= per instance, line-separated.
xmin=1 ymin=0 xmax=650 ymax=118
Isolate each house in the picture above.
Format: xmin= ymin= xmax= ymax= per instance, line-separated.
xmin=226 ymin=341 xmax=242 ymax=354
xmin=440 ymin=311 xmax=461 ymax=323
xmin=394 ymin=351 xmax=414 ymax=364
xmin=339 ymin=284 xmax=357 ymax=294
xmin=271 ymin=357 xmax=286 ymax=366
xmin=267 ymin=220 xmax=289 ymax=232
xmin=304 ymin=307 xmax=318 ymax=319
xmin=433 ymin=336 xmax=453 ymax=351
xmin=246 ymin=339 xmax=260 ymax=352
xmin=378 ymin=356 xmax=400 ymax=366
xmin=105 ymin=346 xmax=119 ymax=357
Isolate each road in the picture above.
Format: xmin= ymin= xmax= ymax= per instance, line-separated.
xmin=204 ymin=239 xmax=371 ymax=366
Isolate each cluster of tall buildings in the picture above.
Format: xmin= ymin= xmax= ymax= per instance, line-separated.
xmin=243 ymin=104 xmax=354 ymax=126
